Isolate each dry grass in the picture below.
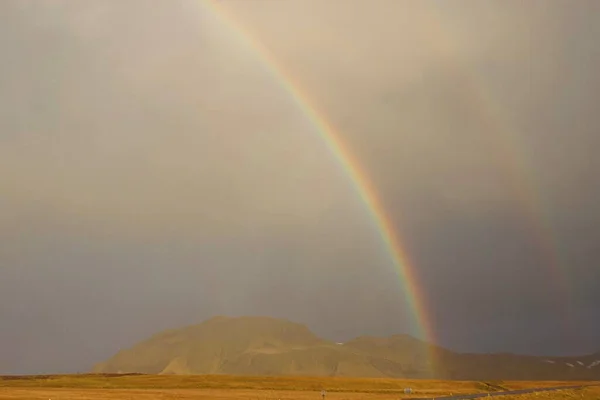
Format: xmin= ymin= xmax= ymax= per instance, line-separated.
xmin=496 ymin=386 xmax=600 ymax=399
xmin=0 ymin=375 xmax=597 ymax=400
xmin=0 ymin=387 xmax=458 ymax=400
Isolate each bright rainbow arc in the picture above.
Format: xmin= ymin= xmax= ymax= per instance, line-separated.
xmin=201 ymin=0 xmax=435 ymax=351
xmin=197 ymin=0 xmax=577 ymax=356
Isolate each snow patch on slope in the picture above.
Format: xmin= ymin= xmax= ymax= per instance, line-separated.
xmin=587 ymin=360 xmax=600 ymax=368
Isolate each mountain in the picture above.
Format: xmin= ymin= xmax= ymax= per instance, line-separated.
xmin=93 ymin=316 xmax=600 ymax=380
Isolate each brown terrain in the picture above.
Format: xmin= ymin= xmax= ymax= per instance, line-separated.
xmin=3 ymin=316 xmax=598 ymax=399
xmin=93 ymin=316 xmax=600 ymax=381
xmin=1 ymin=374 xmax=599 ymax=400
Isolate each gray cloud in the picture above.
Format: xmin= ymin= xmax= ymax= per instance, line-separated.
xmin=1 ymin=0 xmax=599 ymax=373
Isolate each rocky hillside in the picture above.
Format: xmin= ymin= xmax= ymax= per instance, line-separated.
xmin=93 ymin=316 xmax=600 ymax=380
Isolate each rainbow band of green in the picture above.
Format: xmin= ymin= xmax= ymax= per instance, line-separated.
xmin=201 ymin=0 xmax=435 ymax=348
xmin=198 ymin=1 xmax=575 ymax=352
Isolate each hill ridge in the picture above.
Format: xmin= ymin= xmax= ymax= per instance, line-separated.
xmin=93 ymin=316 xmax=600 ymax=380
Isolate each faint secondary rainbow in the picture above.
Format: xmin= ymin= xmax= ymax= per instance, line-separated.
xmin=199 ymin=0 xmax=435 ymax=349
xmin=424 ymin=3 xmax=575 ymax=336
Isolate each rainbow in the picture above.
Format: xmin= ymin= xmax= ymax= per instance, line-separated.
xmin=424 ymin=4 xmax=575 ymax=337
xmin=195 ymin=0 xmax=575 ymax=355
xmin=199 ymin=1 xmax=436 ymax=351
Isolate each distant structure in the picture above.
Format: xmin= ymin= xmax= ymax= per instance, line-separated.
xmin=404 ymin=388 xmax=413 ymax=394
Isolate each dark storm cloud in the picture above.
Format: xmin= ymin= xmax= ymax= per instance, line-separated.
xmin=1 ymin=0 xmax=599 ymax=373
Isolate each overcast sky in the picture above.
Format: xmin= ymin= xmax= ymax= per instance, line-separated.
xmin=1 ymin=0 xmax=599 ymax=374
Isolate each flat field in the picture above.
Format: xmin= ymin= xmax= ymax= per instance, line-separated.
xmin=0 ymin=374 xmax=597 ymax=399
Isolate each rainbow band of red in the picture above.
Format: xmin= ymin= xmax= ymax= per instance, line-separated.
xmin=200 ymin=0 xmax=435 ymax=350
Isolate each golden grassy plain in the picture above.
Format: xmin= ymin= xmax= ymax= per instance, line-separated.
xmin=0 ymin=374 xmax=597 ymax=399
xmin=499 ymin=387 xmax=600 ymax=400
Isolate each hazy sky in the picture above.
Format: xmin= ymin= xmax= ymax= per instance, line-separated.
xmin=1 ymin=0 xmax=599 ymax=374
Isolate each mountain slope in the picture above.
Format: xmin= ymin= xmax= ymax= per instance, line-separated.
xmin=93 ymin=316 xmax=600 ymax=380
